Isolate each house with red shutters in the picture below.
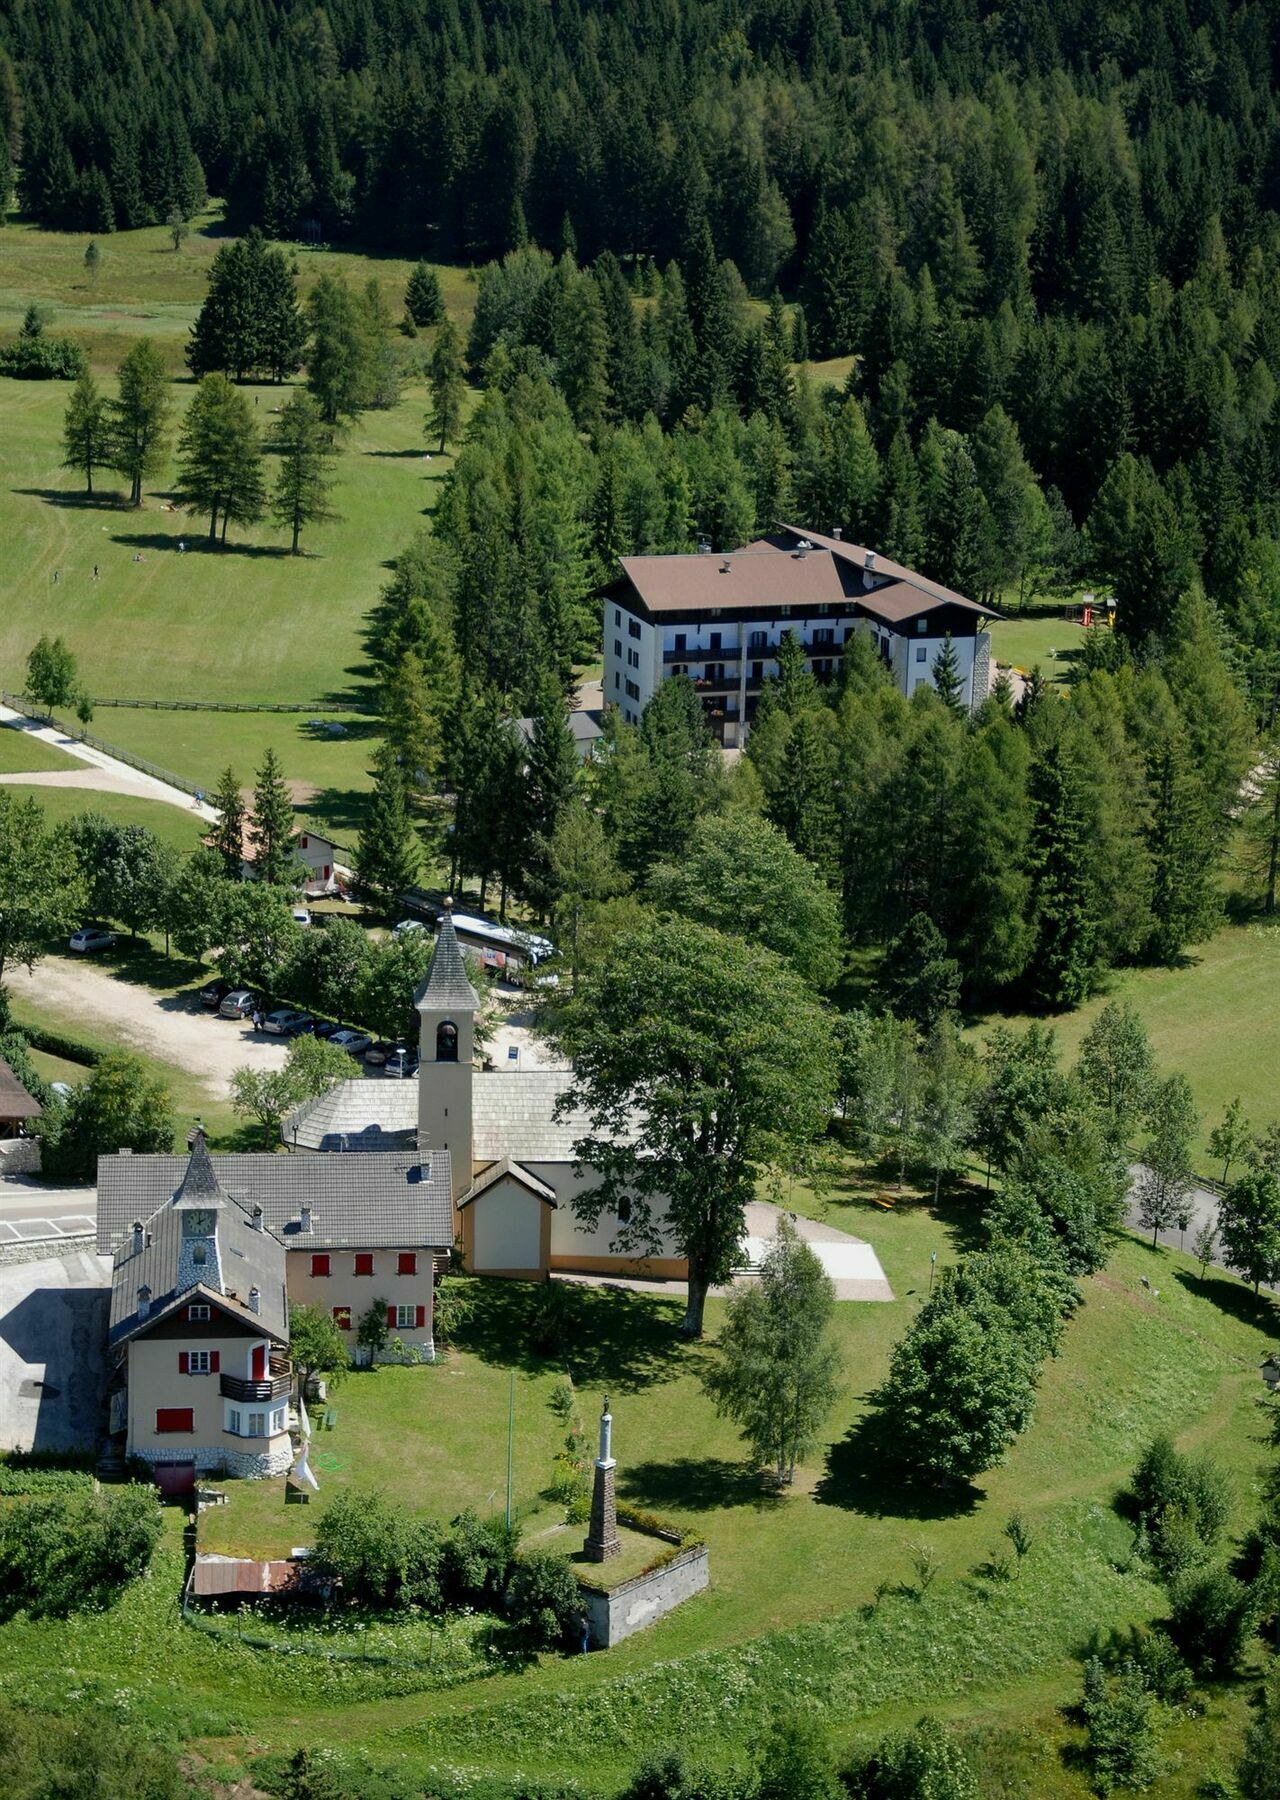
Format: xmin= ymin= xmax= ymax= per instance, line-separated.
xmin=98 ymin=1131 xmax=454 ymax=1484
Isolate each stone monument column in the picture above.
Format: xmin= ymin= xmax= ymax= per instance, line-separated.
xmin=583 ymin=1394 xmax=622 ymax=1561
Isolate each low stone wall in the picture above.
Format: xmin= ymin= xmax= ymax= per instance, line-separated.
xmin=0 ymin=1138 xmax=41 ymax=1175
xmin=135 ymin=1442 xmax=293 ymax=1479
xmin=580 ymin=1544 xmax=709 ymax=1648
xmin=0 ymin=1232 xmax=94 ymax=1268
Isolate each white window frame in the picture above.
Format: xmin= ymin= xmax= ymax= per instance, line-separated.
xmin=226 ymin=1407 xmax=241 ymax=1435
xmin=395 ymin=1303 xmax=416 ymax=1330
xmin=270 ymin=1408 xmax=286 ymax=1434
xmin=188 ymin=1349 xmax=213 ymax=1374
xmin=247 ymin=1412 xmax=265 ymax=1438
xmin=188 ymin=1304 xmax=210 ymax=1321
xmin=916 ymin=645 xmax=927 ymax=662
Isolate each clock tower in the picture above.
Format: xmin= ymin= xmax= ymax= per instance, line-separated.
xmin=415 ymin=906 xmax=478 ymax=1207
xmin=173 ymin=1130 xmax=227 ymax=1294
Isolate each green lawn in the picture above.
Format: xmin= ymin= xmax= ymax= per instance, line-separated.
xmin=987 ymin=597 xmax=1089 ymax=680
xmin=969 ymin=920 xmax=1280 ymax=1166
xmin=1 ymin=783 xmax=205 ymax=855
xmin=0 ymin=723 xmax=82 ymax=772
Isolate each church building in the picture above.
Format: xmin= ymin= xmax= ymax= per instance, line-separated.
xmin=287 ymin=910 xmax=688 ymax=1283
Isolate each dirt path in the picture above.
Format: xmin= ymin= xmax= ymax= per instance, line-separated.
xmin=7 ymin=956 xmax=288 ymax=1098
xmin=0 ymin=766 xmax=200 ymax=807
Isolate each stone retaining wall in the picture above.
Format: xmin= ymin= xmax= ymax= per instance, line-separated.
xmin=0 ymin=1139 xmax=41 ymax=1175
xmin=580 ymin=1544 xmax=709 ymax=1648
xmin=135 ymin=1442 xmax=293 ymax=1479
xmin=0 ymin=1232 xmax=95 ymax=1268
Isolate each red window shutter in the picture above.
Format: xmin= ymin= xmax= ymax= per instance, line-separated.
xmin=156 ymin=1408 xmax=193 ymax=1433
xmin=355 ymin=1252 xmax=373 ymax=1276
xmin=333 ymin=1306 xmax=351 ymax=1330
xmin=300 ymin=835 xmax=308 ymax=848
xmin=179 ymin=1352 xmax=189 ymax=1374
xmin=386 ymin=1304 xmax=397 ymax=1328
xmin=210 ymin=1351 xmax=220 ymax=1373
xmin=415 ymin=1304 xmax=426 ymax=1329
xmin=398 ymin=1252 xmax=416 ymax=1276
xmin=323 ymin=864 xmax=331 ymax=879
xmin=311 ymin=1253 xmax=330 ymax=1277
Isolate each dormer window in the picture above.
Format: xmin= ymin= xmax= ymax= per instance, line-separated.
xmin=436 ymin=1020 xmax=458 ymax=1063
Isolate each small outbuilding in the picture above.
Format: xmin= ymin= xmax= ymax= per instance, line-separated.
xmin=0 ymin=1056 xmax=41 ymax=1139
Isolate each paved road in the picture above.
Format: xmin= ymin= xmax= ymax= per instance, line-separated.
xmin=0 ymin=704 xmax=218 ymax=821
xmin=0 ymin=1177 xmax=98 ymax=1245
xmin=1125 ymin=1167 xmax=1278 ymax=1296
xmin=0 ymin=1247 xmax=112 ymax=1452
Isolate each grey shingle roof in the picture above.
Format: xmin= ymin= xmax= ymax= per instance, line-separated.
xmin=173 ymin=1133 xmax=228 ymax=1205
xmin=0 ymin=1056 xmax=41 ymax=1121
xmin=414 ymin=911 xmax=479 ymax=1012
xmin=109 ymin=1188 xmax=288 ymax=1347
xmin=98 ymin=1149 xmax=454 ymax=1257
xmin=283 ymin=1081 xmax=418 ymax=1152
xmin=460 ymin=1157 xmax=559 ymax=1208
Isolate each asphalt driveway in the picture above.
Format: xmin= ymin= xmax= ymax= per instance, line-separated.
xmin=0 ymin=1248 xmax=112 ymax=1453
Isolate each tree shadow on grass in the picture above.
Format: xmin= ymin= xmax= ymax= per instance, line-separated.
xmin=1173 ymin=1269 xmax=1278 ymax=1330
xmin=456 ymin=1276 xmax=690 ymax=1391
xmin=109 ymin=531 xmax=290 ymax=560
xmin=299 ymin=785 xmax=374 ymax=838
xmin=12 ymin=486 xmax=132 ymax=510
xmin=814 ymin=1415 xmax=982 ymax=1522
xmin=365 ymin=448 xmax=433 ymax=459
xmin=618 ymin=1456 xmax=780 ymax=1514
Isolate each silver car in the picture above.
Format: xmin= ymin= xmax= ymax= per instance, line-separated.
xmin=68 ymin=925 xmax=117 ymax=954
xmin=219 ymin=989 xmax=257 ymax=1019
xmin=329 ymin=1028 xmax=373 ymax=1056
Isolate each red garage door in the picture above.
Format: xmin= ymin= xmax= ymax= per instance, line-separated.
xmin=154 ymin=1462 xmax=195 ymax=1498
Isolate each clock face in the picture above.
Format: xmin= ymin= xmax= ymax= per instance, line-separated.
xmin=182 ymin=1209 xmax=216 ymax=1236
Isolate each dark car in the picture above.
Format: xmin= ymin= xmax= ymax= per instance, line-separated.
xmin=363 ymin=1039 xmax=396 ymax=1067
xmin=312 ymin=1019 xmax=342 ymax=1040
xmin=198 ymin=977 xmax=234 ymax=1010
xmin=383 ymin=1046 xmax=419 ymax=1079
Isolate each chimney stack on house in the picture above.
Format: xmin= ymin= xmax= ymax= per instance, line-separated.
xmin=300 ymin=1204 xmax=312 ymax=1233
xmin=248 ymin=1285 xmax=261 ymax=1315
xmin=251 ymin=1204 xmax=263 ymax=1231
xmin=137 ymin=1284 xmax=151 ymax=1320
xmin=131 ymin=1220 xmax=144 ymax=1254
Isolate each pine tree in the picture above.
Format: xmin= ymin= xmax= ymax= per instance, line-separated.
xmin=427 ymin=317 xmax=466 ymax=453
xmin=202 ymin=768 xmax=244 ymax=878
xmin=524 ymin=679 xmax=580 ymax=912
xmin=767 ymin=709 xmax=839 ymax=882
xmin=404 ymin=261 xmax=443 ymax=328
xmin=306 ymin=274 xmax=371 ymax=424
xmin=823 ymin=396 xmax=880 ymax=540
xmin=1024 ymin=736 xmax=1098 ymax=1009
xmin=1145 ymin=732 xmax=1220 ymax=961
xmin=355 ymin=743 xmax=421 ymax=904
xmin=248 ymin=747 xmax=299 ymax=887
xmin=268 ymin=390 xmax=339 ymax=553
xmin=187 ymin=230 xmax=303 ymax=382
xmin=61 ymin=370 xmax=113 ymax=494
xmin=931 ymin=633 xmax=965 ymax=713
xmin=556 ymin=272 xmax=611 ymax=437
xmin=111 ymin=338 xmax=171 ymax=506
xmin=1243 ymin=741 xmax=1280 ymax=916
xmin=174 ymin=373 xmax=264 ymax=545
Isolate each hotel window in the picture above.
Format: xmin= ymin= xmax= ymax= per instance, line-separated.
xmin=628 ymin=618 xmax=642 ymax=639
xmin=614 ymin=671 xmax=620 ymax=689
xmin=916 ymin=618 xmax=927 ymax=633
xmin=916 ymin=646 xmax=927 ymax=662
xmin=614 ymin=639 xmax=622 ymax=659
xmin=625 ymin=679 xmax=639 ymax=699
xmin=614 ymin=609 xmax=621 ymax=626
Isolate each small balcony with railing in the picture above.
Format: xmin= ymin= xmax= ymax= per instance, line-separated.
xmin=220 ymin=1354 xmax=292 ymax=1403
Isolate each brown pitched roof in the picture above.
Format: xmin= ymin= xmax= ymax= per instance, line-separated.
xmin=0 ymin=1057 xmax=41 ymax=1120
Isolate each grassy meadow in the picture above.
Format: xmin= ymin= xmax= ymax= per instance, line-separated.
xmin=0 ymin=1171 xmax=1273 ymax=1795
xmin=0 ymin=721 xmax=82 ymax=771
xmin=0 ymin=783 xmax=205 ymax=854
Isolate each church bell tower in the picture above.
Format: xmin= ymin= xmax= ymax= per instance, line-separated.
xmin=415 ymin=906 xmax=478 ymax=1206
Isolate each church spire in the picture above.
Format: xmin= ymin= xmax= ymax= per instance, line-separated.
xmin=414 ymin=902 xmax=479 ymax=1013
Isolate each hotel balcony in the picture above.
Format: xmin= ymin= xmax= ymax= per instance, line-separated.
xmin=220 ymin=1355 xmax=292 ymax=1402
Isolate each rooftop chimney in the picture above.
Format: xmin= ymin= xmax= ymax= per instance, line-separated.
xmin=248 ymin=1285 xmax=261 ymax=1315
xmin=832 ymin=526 xmax=843 ymax=540
xmin=251 ymin=1204 xmax=263 ymax=1231
xmin=119 ymin=1147 xmax=132 ymax=1157
xmin=137 ymin=1284 xmax=151 ymax=1320
xmin=696 ymin=537 xmax=711 ymax=555
xmin=300 ymin=1204 xmax=312 ymax=1234
xmin=720 ymin=559 xmax=732 ymax=573
xmin=864 ymin=550 xmax=876 ymax=573
xmin=131 ymin=1219 xmax=144 ymax=1254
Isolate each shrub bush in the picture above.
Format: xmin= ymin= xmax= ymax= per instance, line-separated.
xmin=312 ymin=1489 xmax=446 ymax=1610
xmin=0 ymin=333 xmax=88 ymax=378
xmin=443 ymin=1508 xmax=520 ymax=1608
xmin=0 ymin=1483 xmax=162 ymax=1618
xmin=1080 ymin=1656 xmax=1162 ymax=1794
xmin=504 ymin=1548 xmax=583 ymax=1650
xmin=1166 ymin=1565 xmax=1256 ymax=1678
xmin=843 ymin=1715 xmax=977 ymax=1799
xmin=1128 ymin=1434 xmax=1231 ymax=1577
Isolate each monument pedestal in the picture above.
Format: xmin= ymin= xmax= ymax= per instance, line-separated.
xmin=583 ymin=1398 xmax=622 ymax=1562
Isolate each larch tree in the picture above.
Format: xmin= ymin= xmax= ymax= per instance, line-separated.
xmin=701 ymin=1216 xmax=841 ymax=1484
xmin=111 ymin=338 xmax=171 ymax=506
xmin=268 ymin=389 xmax=339 ymax=553
xmin=555 ymin=916 xmax=836 ymax=1336
xmin=427 ymin=316 xmax=466 ymax=453
xmin=174 ymin=373 xmax=264 ymax=544
xmin=208 ymin=766 xmax=245 ymax=877
xmin=354 ymin=742 xmax=421 ymax=905
xmin=61 ymin=369 xmax=113 ymax=493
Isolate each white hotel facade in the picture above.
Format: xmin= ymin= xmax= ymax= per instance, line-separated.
xmin=602 ymin=524 xmax=998 ymax=746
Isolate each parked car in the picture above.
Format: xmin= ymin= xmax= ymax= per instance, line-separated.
xmin=392 ymin=918 xmax=427 ymax=939
xmin=329 ymin=1028 xmax=373 ymax=1057
xmin=383 ymin=1046 xmax=419 ymax=1079
xmin=219 ymin=989 xmax=258 ymax=1019
xmin=263 ymin=1009 xmax=313 ymax=1037
xmin=68 ymin=925 xmax=117 ymax=954
xmin=49 ymin=1081 xmax=76 ymax=1101
xmin=198 ymin=977 xmax=234 ymax=1010
xmin=363 ymin=1039 xmax=396 ymax=1066
xmin=291 ymin=906 xmax=312 ymax=927
xmin=312 ymin=1019 xmax=342 ymax=1040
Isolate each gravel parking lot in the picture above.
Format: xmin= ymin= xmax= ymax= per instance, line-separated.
xmin=8 ymin=956 xmax=289 ymax=1100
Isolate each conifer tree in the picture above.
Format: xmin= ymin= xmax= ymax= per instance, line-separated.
xmin=306 ymin=274 xmax=370 ymax=424
xmin=174 ymin=373 xmax=264 ymax=545
xmin=767 ymin=709 xmax=840 ymax=882
xmin=268 ymin=390 xmax=338 ymax=553
xmin=1024 ymin=736 xmax=1098 ymax=1009
xmin=556 ymin=272 xmax=611 ymax=437
xmin=1145 ymin=733 xmax=1220 ymax=961
xmin=524 ymin=679 xmax=580 ymax=911
xmin=111 ymin=338 xmax=171 ymax=506
xmin=61 ymin=369 xmax=113 ymax=494
xmin=247 ymin=747 xmax=299 ymax=888
xmin=931 ymin=633 xmax=965 ymax=713
xmin=187 ymin=230 xmax=304 ymax=382
xmin=427 ymin=317 xmax=466 ymax=453
xmin=355 ymin=742 xmax=421 ymax=904
xmin=404 ymin=260 xmax=443 ymax=328
xmin=209 ymin=766 xmax=245 ymax=878
xmin=1243 ymin=741 xmax=1280 ymax=916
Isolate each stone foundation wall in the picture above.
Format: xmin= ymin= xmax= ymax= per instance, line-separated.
xmin=0 ymin=1232 xmax=94 ymax=1268
xmin=0 ymin=1138 xmax=41 ymax=1175
xmin=135 ymin=1441 xmax=293 ymax=1479
xmin=580 ymin=1544 xmax=709 ymax=1648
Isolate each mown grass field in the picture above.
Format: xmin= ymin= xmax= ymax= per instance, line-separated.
xmin=987 ymin=594 xmax=1090 ymax=680
xmin=0 ymin=782 xmax=205 ymax=855
xmin=0 ymin=1177 xmax=1273 ymax=1795
xmin=0 ymin=722 xmax=82 ymax=771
